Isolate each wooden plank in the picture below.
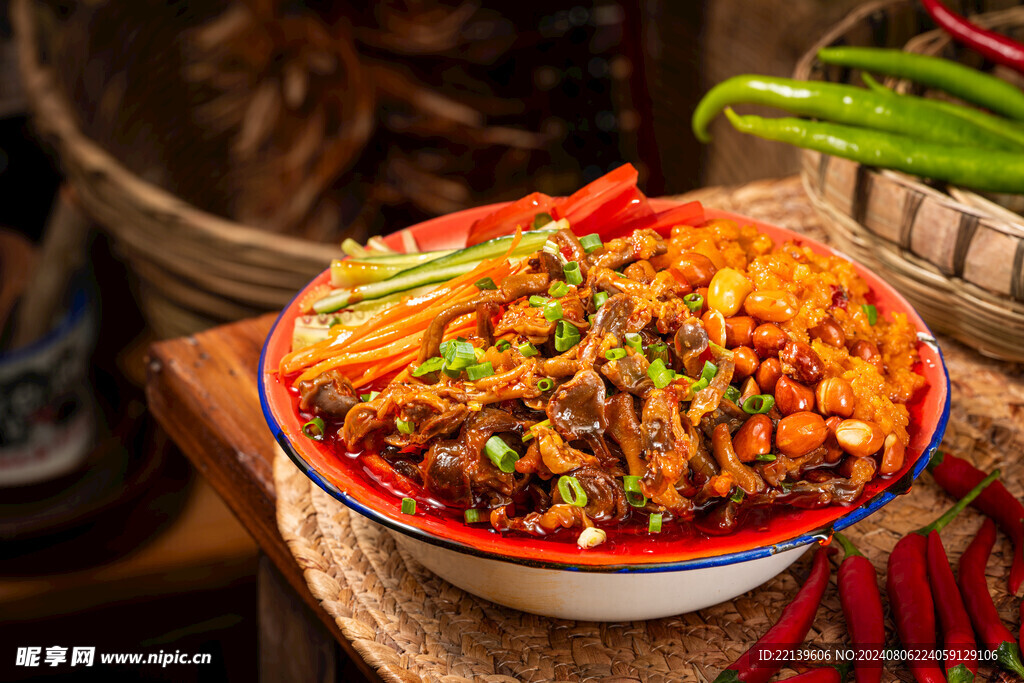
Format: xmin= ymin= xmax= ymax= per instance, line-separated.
xmin=258 ymin=556 xmax=339 ymax=683
xmin=145 ymin=314 xmax=383 ymax=683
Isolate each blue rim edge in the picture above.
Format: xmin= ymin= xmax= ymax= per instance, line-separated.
xmin=258 ymin=243 xmax=951 ymax=575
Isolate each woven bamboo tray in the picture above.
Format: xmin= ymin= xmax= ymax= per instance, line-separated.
xmin=11 ymin=0 xmax=342 ymax=339
xmin=793 ymin=0 xmax=1024 ymax=362
xmin=273 ymin=181 xmax=1024 ymax=682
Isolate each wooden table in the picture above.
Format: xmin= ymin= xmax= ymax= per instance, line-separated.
xmin=144 ymin=177 xmax=823 ymax=682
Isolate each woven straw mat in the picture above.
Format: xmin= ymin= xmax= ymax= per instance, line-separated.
xmin=273 ymin=178 xmax=1024 ymax=682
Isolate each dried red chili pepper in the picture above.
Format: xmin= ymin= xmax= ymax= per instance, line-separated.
xmin=888 ymin=470 xmax=998 ymax=683
xmin=929 ymin=451 xmax=1024 ymax=594
xmin=921 ymin=0 xmax=1024 ymax=75
xmin=714 ymin=546 xmax=831 ymax=683
xmin=958 ymin=518 xmax=1024 ymax=678
xmin=833 ymin=532 xmax=884 ymax=683
xmin=926 ymin=530 xmax=977 ymax=683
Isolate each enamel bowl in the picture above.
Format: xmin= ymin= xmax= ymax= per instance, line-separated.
xmin=260 ymin=201 xmax=950 ymax=621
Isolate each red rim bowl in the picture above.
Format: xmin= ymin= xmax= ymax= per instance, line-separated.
xmin=259 ymin=201 xmax=950 ymax=573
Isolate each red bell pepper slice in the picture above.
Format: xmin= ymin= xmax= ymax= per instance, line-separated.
xmin=463 ymin=163 xmax=704 ymax=246
xmin=604 ymin=201 xmax=706 ymax=240
xmin=465 ymin=191 xmax=557 ymax=246
xmin=554 ymin=163 xmax=642 ymax=223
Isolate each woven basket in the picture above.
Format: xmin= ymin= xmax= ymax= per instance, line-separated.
xmin=11 ymin=0 xmax=343 ymax=338
xmin=794 ymin=0 xmax=1024 ymax=362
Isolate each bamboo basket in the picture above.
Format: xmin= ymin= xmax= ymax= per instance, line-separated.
xmin=794 ymin=0 xmax=1024 ymax=362
xmin=12 ymin=1 xmax=579 ymax=338
xmin=11 ymin=0 xmax=347 ymax=338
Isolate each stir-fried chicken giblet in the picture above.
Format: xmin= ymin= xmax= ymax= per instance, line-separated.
xmin=293 ymin=218 xmax=924 ymax=547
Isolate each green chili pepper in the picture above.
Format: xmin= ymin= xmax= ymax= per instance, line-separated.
xmin=860 ymin=72 xmax=1024 ymax=149
xmin=723 ymin=109 xmax=1024 ymax=194
xmin=817 ymin=47 xmax=1024 ymax=122
xmin=692 ymin=75 xmax=1021 ymax=150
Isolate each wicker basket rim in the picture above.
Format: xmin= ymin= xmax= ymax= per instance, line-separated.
xmin=801 ymin=170 xmax=1024 ymax=316
xmin=793 ymin=0 xmax=1024 ymax=240
xmin=10 ymin=0 xmax=345 ymax=263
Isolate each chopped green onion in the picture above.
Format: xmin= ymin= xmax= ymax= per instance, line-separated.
xmin=543 ymin=300 xmax=563 ymax=321
xmin=485 ymin=435 xmax=520 ymax=473
xmin=518 ymin=342 xmax=539 ymax=357
xmin=683 ymin=292 xmax=704 ymax=314
xmin=464 ymin=508 xmax=485 ymax=524
xmin=625 ymin=332 xmax=643 ymax=354
xmin=302 ymin=417 xmax=326 ymax=441
xmin=648 ymin=513 xmax=663 ymax=533
xmin=359 ymin=391 xmax=379 ymax=402
xmin=593 ymin=291 xmax=609 ymax=310
xmin=861 ymin=304 xmax=878 ymax=325
xmin=742 ymin=394 xmax=776 ymax=414
xmin=724 ymin=385 xmax=741 ymax=403
xmin=529 ymin=295 xmax=549 ymax=307
xmin=588 ymin=314 xmax=596 ymax=325
xmin=401 ymin=497 xmax=416 ymax=515
xmin=496 ymin=339 xmax=511 ymax=352
xmin=558 ymin=475 xmax=588 ymax=507
xmin=396 ymin=418 xmax=414 ymax=434
xmin=536 ymin=377 xmax=554 ymax=392
xmin=442 ymin=340 xmax=477 ymax=371
xmin=689 ymin=378 xmax=709 ymax=393
xmin=755 ymin=453 xmax=777 ymax=462
xmin=554 ymin=320 xmax=580 ymax=352
xmin=521 ymin=419 xmax=551 ymax=443
xmin=605 ymin=348 xmax=627 ymax=361
xmin=466 ymin=362 xmax=494 ymax=381
xmin=474 ymin=277 xmax=497 ymax=290
xmin=700 ymin=361 xmax=718 ymax=384
xmin=730 ymin=488 xmax=745 ymax=504
xmin=563 ymin=261 xmax=583 ymax=286
xmin=548 ymin=280 xmax=570 ymax=298
xmin=647 ymin=342 xmax=670 ymax=364
xmin=533 ymin=212 xmax=553 ymax=228
xmin=580 ymin=233 xmax=603 ymax=253
xmin=412 ymin=356 xmax=444 ymax=377
xmin=623 ymin=475 xmax=647 ymax=508
xmin=614 ymin=271 xmax=627 ymax=279
xmin=647 ymin=358 xmax=676 ymax=389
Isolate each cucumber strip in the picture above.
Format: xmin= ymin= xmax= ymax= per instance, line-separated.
xmin=330 ymin=250 xmax=456 ymax=287
xmin=383 ymin=228 xmax=558 ymax=280
xmin=347 ymin=249 xmax=455 ymax=263
xmin=315 ymin=262 xmax=477 ymax=313
xmin=314 ymin=227 xmax=561 ymax=313
xmin=341 ymin=238 xmax=369 ymax=258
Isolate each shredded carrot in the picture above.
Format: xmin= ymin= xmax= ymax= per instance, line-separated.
xmin=353 ymin=318 xmax=476 ymax=388
xmin=339 ymin=258 xmax=510 ymax=350
xmin=282 ymin=237 xmax=525 ymax=386
xmin=352 ymin=350 xmax=419 ymax=388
